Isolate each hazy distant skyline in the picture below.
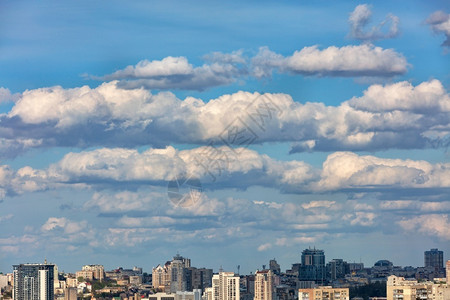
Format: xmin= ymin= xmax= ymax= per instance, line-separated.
xmin=0 ymin=0 xmax=449 ymax=275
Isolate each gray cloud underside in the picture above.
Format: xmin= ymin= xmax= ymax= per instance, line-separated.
xmin=0 ymin=79 xmax=448 ymax=158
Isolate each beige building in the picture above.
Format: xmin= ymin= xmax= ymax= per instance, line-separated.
xmin=75 ymin=270 xmax=94 ymax=281
xmin=80 ymin=265 xmax=105 ymax=281
xmin=152 ymin=263 xmax=172 ymax=291
xmin=446 ymin=260 xmax=450 ymax=285
xmin=387 ymin=275 xmax=450 ymax=300
xmin=212 ymin=272 xmax=240 ymax=300
xmin=254 ymin=270 xmax=273 ymax=300
xmin=298 ymin=286 xmax=349 ymax=300
xmin=64 ymin=287 xmax=77 ymax=300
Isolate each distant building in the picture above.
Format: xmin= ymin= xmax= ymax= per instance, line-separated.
xmin=64 ymin=287 xmax=77 ymax=300
xmin=13 ymin=263 xmax=55 ymax=300
xmin=269 ymin=260 xmax=280 ymax=275
xmin=298 ymin=286 xmax=349 ymax=300
xmin=254 ymin=270 xmax=273 ymax=300
xmin=211 ymin=272 xmax=239 ymax=300
xmin=425 ymin=249 xmax=443 ymax=269
xmin=80 ymin=265 xmax=105 ymax=281
xmin=153 ymin=255 xmax=208 ymax=293
xmin=299 ymin=248 xmax=326 ymax=285
xmin=387 ymin=275 xmax=450 ymax=300
xmin=424 ymin=248 xmax=445 ymax=279
xmin=447 ymin=260 xmax=450 ymax=284
xmin=327 ymin=259 xmax=348 ymax=282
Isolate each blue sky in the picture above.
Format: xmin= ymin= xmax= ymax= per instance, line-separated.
xmin=0 ymin=0 xmax=449 ymax=274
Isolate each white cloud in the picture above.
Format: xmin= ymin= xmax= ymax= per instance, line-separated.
xmin=398 ymin=214 xmax=450 ymax=240
xmin=2 ymin=79 xmax=448 ymax=157
xmin=253 ymin=44 xmax=407 ymax=77
xmin=1 ymin=146 xmax=450 ymax=196
xmin=380 ymin=200 xmax=450 ymax=212
xmin=344 ymin=212 xmax=376 ymax=226
xmin=257 ymin=243 xmax=272 ymax=251
xmin=349 ymin=4 xmax=399 ymax=42
xmin=97 ymin=51 xmax=248 ymax=91
xmin=316 ymin=152 xmax=450 ymax=191
xmin=41 ymin=217 xmax=87 ymax=234
xmin=347 ymin=79 xmax=450 ymax=113
xmin=426 ymin=11 xmax=450 ymax=47
xmin=48 ymin=146 xmax=317 ymax=192
xmin=0 ymin=87 xmax=17 ymax=103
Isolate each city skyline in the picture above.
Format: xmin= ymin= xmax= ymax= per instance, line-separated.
xmin=1 ymin=247 xmax=447 ymax=276
xmin=0 ymin=1 xmax=449 ymax=274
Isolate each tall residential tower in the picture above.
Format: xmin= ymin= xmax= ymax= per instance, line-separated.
xmin=13 ymin=263 xmax=55 ymax=300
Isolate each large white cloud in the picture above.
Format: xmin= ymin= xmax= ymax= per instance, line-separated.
xmin=316 ymin=152 xmax=450 ymax=191
xmin=1 ymin=79 xmax=448 ymax=157
xmin=1 ymin=147 xmax=449 ymax=197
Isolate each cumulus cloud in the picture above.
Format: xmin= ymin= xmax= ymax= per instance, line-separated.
xmin=398 ymin=214 xmax=450 ymax=240
xmin=0 ymin=164 xmax=49 ymax=196
xmin=1 ymin=79 xmax=448 ymax=157
xmin=349 ymin=4 xmax=399 ymax=42
xmin=347 ymin=79 xmax=450 ymax=113
xmin=48 ymin=146 xmax=317 ymax=192
xmin=0 ymin=87 xmax=19 ymax=103
xmin=316 ymin=152 xmax=450 ymax=191
xmin=2 ymin=146 xmax=449 ymax=199
xmin=41 ymin=217 xmax=87 ymax=234
xmin=426 ymin=11 xmax=450 ymax=47
xmin=97 ymin=51 xmax=248 ymax=91
xmin=96 ymin=45 xmax=407 ymax=91
xmin=252 ymin=45 xmax=407 ymax=77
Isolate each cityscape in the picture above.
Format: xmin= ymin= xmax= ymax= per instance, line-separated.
xmin=1 ymin=1 xmax=450 ymax=300
xmin=1 ymin=248 xmax=449 ymax=300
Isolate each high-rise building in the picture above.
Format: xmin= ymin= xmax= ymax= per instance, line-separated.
xmin=211 ymin=272 xmax=240 ymax=300
xmin=188 ymin=267 xmax=213 ymax=291
xmin=254 ymin=270 xmax=273 ymax=300
xmin=299 ymin=248 xmax=326 ymax=285
xmin=13 ymin=263 xmax=55 ymax=300
xmin=153 ymin=254 xmax=193 ymax=292
xmin=425 ymin=249 xmax=444 ymax=269
xmin=269 ymin=260 xmax=280 ymax=275
xmin=326 ymin=259 xmax=348 ymax=282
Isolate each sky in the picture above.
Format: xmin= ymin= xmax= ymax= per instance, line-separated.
xmin=0 ymin=0 xmax=449 ymax=275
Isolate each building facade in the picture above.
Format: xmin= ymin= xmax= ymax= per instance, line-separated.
xmin=12 ymin=263 xmax=55 ymax=300
xmin=299 ymin=248 xmax=326 ymax=284
xmin=298 ymin=287 xmax=349 ymax=300
xmin=211 ymin=272 xmax=240 ymax=300
xmin=424 ymin=249 xmax=443 ymax=269
xmin=387 ymin=275 xmax=450 ymax=300
xmin=254 ymin=270 xmax=273 ymax=300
